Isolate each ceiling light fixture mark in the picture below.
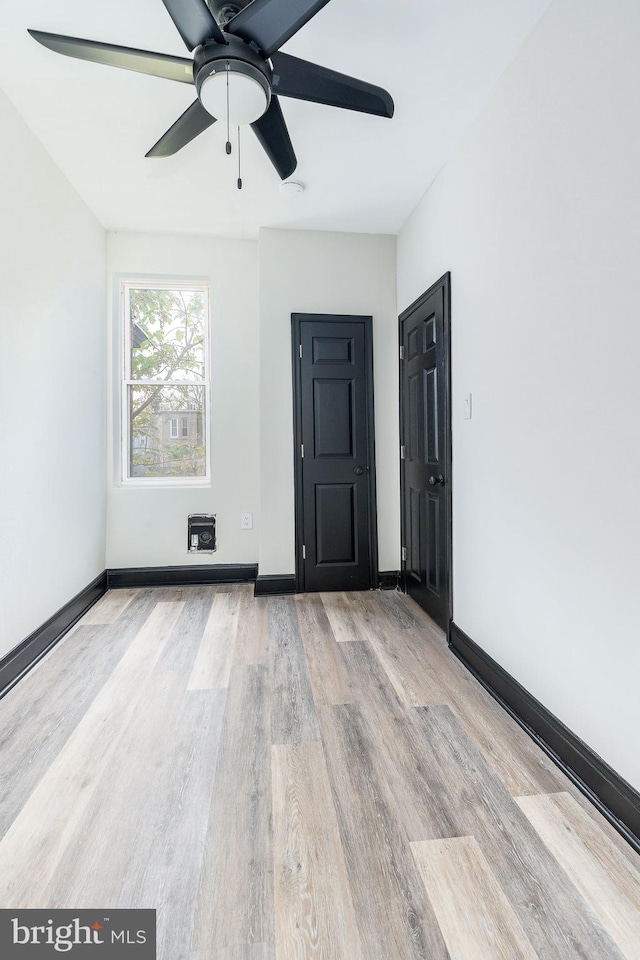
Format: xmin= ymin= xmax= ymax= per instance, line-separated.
xmin=280 ymin=180 xmax=305 ymax=197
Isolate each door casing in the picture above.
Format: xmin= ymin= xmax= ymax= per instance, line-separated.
xmin=292 ymin=313 xmax=378 ymax=593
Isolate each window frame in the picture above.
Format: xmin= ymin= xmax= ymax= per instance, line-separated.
xmin=120 ymin=278 xmax=211 ymax=486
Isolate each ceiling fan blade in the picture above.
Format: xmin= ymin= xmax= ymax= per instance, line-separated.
xmin=161 ymin=0 xmax=225 ymax=50
xmin=227 ymin=0 xmax=331 ymax=58
xmin=271 ymin=52 xmax=394 ymax=118
xmin=146 ymin=100 xmax=216 ymax=157
xmin=251 ymin=97 xmax=297 ymax=179
xmin=28 ymin=30 xmax=194 ymax=84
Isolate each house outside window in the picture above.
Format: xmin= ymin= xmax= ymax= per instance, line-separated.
xmin=169 ymin=415 xmax=190 ymax=440
xmin=121 ymin=280 xmax=210 ymax=482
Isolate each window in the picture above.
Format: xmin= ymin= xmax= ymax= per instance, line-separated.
xmin=122 ymin=281 xmax=210 ymax=481
xmin=168 ymin=416 xmax=189 ymax=439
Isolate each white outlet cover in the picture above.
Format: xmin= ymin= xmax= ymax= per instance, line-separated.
xmin=240 ymin=512 xmax=253 ymax=530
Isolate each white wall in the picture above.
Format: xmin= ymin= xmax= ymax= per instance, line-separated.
xmin=0 ymin=86 xmax=106 ymax=657
xmin=259 ymin=228 xmax=398 ymax=576
xmin=397 ymin=0 xmax=640 ymax=789
xmin=106 ymin=232 xmax=259 ymax=568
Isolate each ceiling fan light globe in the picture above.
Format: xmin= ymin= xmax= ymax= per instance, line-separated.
xmin=199 ymin=68 xmax=269 ymax=125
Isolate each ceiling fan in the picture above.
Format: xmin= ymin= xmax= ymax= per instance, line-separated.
xmin=29 ymin=0 xmax=394 ymax=181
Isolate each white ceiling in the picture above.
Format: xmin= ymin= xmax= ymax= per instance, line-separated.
xmin=0 ymin=0 xmax=552 ymax=239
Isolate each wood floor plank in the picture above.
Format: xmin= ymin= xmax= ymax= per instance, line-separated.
xmin=421 ymin=642 xmax=564 ymax=795
xmin=155 ymin=586 xmax=215 ymax=673
xmin=340 ymin=640 xmax=453 ymax=841
xmin=318 ymin=703 xmax=449 ymax=960
xmin=146 ymin=586 xmax=193 ymax=601
xmin=43 ymin=681 xmax=227 ymax=960
xmin=448 ymin=681 xmax=565 ymax=797
xmin=80 ymin=588 xmax=136 ymax=624
xmin=0 ymin=592 xmax=163 ymax=840
xmin=191 ymin=664 xmax=273 ymax=952
xmin=363 ymin=624 xmax=444 ymax=707
xmin=28 ymin=666 xmax=190 ymax=906
xmin=188 ymin=590 xmax=242 ymax=690
xmin=214 ymin=946 xmax=275 ymax=960
xmin=136 ymin=687 xmax=228 ymax=960
xmin=338 ymin=590 xmax=386 ymax=636
xmin=233 ymin=588 xmax=269 ymax=666
xmin=411 ymin=836 xmax=539 ymax=960
xmin=365 ymin=624 xmax=563 ymax=796
xmin=295 ymin=594 xmax=352 ymax=706
xmin=272 ymin=741 xmax=362 ymax=960
xmin=516 ymin=792 xmax=640 ymax=960
xmin=412 ymin=704 xmax=625 ymax=960
xmin=269 ymin=598 xmax=320 ymax=745
xmin=567 ymin=783 xmax=640 ymax=875
xmin=0 ymin=600 xmax=185 ymax=906
xmin=372 ymin=589 xmax=445 ymax=636
xmin=319 ymin=592 xmax=370 ymax=643
xmin=232 ymin=584 xmax=255 ymax=597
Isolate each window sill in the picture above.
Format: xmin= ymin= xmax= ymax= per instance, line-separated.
xmin=118 ymin=477 xmax=212 ymax=489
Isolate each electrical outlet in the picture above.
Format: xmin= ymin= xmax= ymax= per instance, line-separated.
xmin=240 ymin=512 xmax=253 ymax=530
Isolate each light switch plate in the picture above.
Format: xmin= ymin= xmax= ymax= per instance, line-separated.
xmin=463 ymin=393 xmax=472 ymax=419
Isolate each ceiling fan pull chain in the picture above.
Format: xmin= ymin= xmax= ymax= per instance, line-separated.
xmin=225 ymin=65 xmax=232 ymax=155
xmin=237 ymin=125 xmax=243 ymax=190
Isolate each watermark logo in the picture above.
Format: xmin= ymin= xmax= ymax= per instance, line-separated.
xmin=0 ymin=909 xmax=155 ymax=958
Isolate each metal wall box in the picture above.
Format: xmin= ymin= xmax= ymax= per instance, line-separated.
xmin=188 ymin=514 xmax=217 ymax=553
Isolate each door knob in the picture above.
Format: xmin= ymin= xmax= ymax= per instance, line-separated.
xmin=354 ymin=466 xmax=364 ymax=476
xmin=428 ymin=474 xmax=445 ymax=486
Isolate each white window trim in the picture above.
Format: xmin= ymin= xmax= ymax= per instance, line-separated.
xmin=120 ymin=278 xmax=211 ymax=486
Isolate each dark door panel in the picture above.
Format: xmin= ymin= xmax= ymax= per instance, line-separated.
xmin=315 ymin=483 xmax=357 ymax=563
xmin=293 ymin=315 xmax=377 ymax=592
xmin=313 ymin=379 xmax=355 ymax=457
xmin=400 ymin=275 xmax=451 ymax=629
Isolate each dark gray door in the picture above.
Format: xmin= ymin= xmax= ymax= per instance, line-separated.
xmin=399 ymin=274 xmax=451 ymax=629
xmin=293 ymin=314 xmax=377 ymax=592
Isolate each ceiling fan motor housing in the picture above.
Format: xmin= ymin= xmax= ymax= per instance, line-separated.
xmin=194 ymin=36 xmax=272 ymax=125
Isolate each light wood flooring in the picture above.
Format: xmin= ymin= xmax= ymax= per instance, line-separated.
xmin=0 ymin=584 xmax=639 ymax=958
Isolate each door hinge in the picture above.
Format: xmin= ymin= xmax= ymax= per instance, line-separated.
xmin=401 ymin=546 xmax=407 ymax=562
xmin=400 ymin=445 xmax=406 ymax=460
xmin=299 ymin=343 xmax=303 ymax=359
xmin=399 ymin=345 xmax=405 ymax=360
xmin=301 ymin=443 xmax=304 ymax=458
xmin=302 ymin=545 xmax=306 ymax=559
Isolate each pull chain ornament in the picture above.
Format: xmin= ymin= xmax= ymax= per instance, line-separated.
xmin=225 ymin=65 xmax=232 ymax=154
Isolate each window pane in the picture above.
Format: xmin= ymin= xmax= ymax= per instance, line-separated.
xmin=129 ymin=287 xmax=206 ymax=382
xmin=129 ymin=384 xmax=206 ymax=478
